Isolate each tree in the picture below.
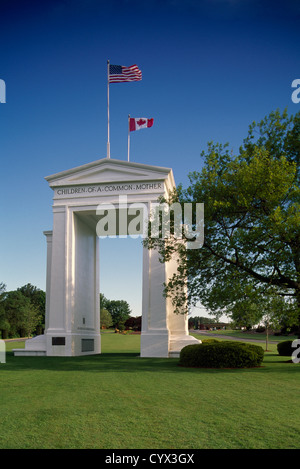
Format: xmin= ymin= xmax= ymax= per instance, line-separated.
xmin=106 ymin=300 xmax=131 ymax=329
xmin=100 ymin=293 xmax=110 ymax=310
xmin=260 ymin=294 xmax=297 ymax=349
xmin=0 ymin=283 xmax=45 ymax=338
xmin=144 ymin=109 xmax=300 ymax=333
xmin=100 ymin=293 xmax=132 ymax=329
xmin=100 ymin=308 xmax=113 ymax=329
xmin=230 ymin=296 xmax=263 ymax=331
xmin=0 ymin=283 xmax=9 ymax=338
xmin=17 ymin=284 xmax=45 ymax=333
xmin=19 ymin=303 xmax=41 ymax=338
xmin=2 ymin=290 xmax=42 ymax=337
xmin=188 ymin=316 xmax=218 ymax=329
xmin=125 ymin=316 xmax=141 ymax=331
xmin=241 ymin=108 xmax=300 ymax=180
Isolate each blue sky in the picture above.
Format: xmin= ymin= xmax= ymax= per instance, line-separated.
xmin=1 ymin=0 xmax=300 ymax=318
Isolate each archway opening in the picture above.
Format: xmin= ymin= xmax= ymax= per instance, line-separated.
xmin=99 ymin=236 xmax=143 ymax=353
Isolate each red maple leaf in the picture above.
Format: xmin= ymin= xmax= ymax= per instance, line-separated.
xmin=137 ymin=119 xmax=146 ymax=126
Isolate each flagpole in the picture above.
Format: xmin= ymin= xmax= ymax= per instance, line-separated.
xmin=107 ymin=60 xmax=110 ymax=159
xmin=128 ymin=114 xmax=130 ymax=162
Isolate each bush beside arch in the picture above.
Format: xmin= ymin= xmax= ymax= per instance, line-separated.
xmin=277 ymin=340 xmax=295 ymax=357
xmin=179 ymin=341 xmax=264 ymax=368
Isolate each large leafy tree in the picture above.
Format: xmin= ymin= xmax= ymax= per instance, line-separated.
xmin=2 ymin=290 xmax=41 ymax=337
xmin=17 ymin=283 xmax=45 ymax=332
xmin=106 ymin=300 xmax=131 ymax=329
xmin=100 ymin=293 xmax=131 ymax=329
xmin=0 ymin=283 xmax=45 ymax=338
xmin=100 ymin=308 xmax=113 ymax=329
xmin=100 ymin=293 xmax=110 ymax=310
xmin=145 ymin=109 xmax=300 ymax=332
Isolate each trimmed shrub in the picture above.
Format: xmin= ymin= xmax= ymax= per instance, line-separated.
xmin=200 ymin=338 xmax=220 ymax=344
xmin=179 ymin=341 xmax=264 ymax=368
xmin=277 ymin=340 xmax=295 ymax=357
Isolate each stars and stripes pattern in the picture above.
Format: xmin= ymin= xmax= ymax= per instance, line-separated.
xmin=108 ymin=64 xmax=142 ymax=83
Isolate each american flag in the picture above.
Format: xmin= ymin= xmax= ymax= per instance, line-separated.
xmin=108 ymin=64 xmax=142 ymax=83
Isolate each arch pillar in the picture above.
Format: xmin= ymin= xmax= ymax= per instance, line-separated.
xmin=140 ymin=245 xmax=170 ymax=357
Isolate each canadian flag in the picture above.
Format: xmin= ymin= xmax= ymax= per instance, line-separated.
xmin=129 ymin=117 xmax=154 ymax=131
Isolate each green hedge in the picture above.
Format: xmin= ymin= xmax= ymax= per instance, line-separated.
xmin=277 ymin=340 xmax=295 ymax=357
xmin=179 ymin=341 xmax=264 ymax=368
xmin=199 ymin=338 xmax=220 ymax=344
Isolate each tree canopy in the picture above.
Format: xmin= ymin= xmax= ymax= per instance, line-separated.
xmin=0 ymin=283 xmax=45 ymax=338
xmin=145 ymin=109 xmax=300 ymax=332
xmin=100 ymin=293 xmax=131 ymax=329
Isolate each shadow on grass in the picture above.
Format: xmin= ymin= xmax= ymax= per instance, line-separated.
xmin=3 ymin=352 xmax=181 ymax=373
xmin=3 ymin=351 xmax=299 ymax=375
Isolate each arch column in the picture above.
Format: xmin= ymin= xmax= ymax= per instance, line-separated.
xmin=43 ymin=230 xmax=52 ymax=332
xmin=45 ymin=206 xmax=100 ymax=356
xmin=140 ymin=245 xmax=169 ymax=357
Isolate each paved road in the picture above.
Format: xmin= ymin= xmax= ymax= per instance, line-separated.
xmin=192 ymin=330 xmax=279 ymax=344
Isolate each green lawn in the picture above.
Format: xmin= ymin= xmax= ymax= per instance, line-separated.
xmin=1 ymin=333 xmax=299 ymax=449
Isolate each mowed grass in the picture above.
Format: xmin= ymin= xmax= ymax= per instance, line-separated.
xmin=1 ymin=333 xmax=300 ymax=449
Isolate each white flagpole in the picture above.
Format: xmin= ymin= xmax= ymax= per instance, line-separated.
xmin=107 ymin=60 xmax=110 ymax=159
xmin=128 ymin=114 xmax=130 ymax=162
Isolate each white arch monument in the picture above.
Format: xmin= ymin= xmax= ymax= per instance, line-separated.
xmin=14 ymin=158 xmax=200 ymax=357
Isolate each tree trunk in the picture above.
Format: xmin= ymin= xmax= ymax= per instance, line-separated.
xmin=265 ymin=326 xmax=269 ymax=351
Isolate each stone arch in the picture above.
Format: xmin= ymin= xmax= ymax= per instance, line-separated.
xmin=14 ymin=158 xmax=199 ymax=357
